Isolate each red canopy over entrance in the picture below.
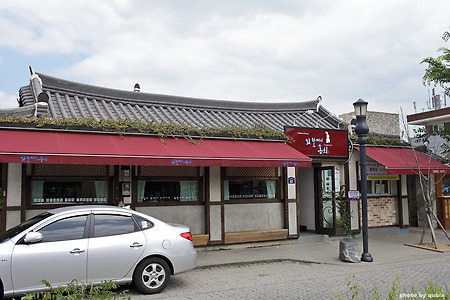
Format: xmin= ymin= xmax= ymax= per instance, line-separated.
xmin=357 ymin=146 xmax=450 ymax=175
xmin=0 ymin=129 xmax=311 ymax=167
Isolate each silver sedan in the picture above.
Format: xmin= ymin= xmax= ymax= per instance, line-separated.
xmin=0 ymin=205 xmax=197 ymax=298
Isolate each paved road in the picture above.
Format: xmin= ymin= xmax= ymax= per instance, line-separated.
xmin=127 ymin=255 xmax=449 ymax=299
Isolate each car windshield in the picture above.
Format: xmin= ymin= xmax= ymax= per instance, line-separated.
xmin=0 ymin=212 xmax=52 ymax=243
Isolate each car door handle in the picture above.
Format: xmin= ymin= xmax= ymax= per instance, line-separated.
xmin=70 ymin=248 xmax=85 ymax=254
xmin=130 ymin=242 xmax=144 ymax=248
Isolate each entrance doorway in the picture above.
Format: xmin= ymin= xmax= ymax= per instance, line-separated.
xmin=407 ymin=175 xmax=418 ymax=227
xmin=314 ymin=166 xmax=336 ymax=235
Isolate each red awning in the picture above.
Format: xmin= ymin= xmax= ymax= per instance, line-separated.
xmin=356 ymin=146 xmax=450 ymax=175
xmin=0 ymin=129 xmax=311 ymax=167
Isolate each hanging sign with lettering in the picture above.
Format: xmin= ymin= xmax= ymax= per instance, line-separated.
xmin=285 ymin=127 xmax=348 ymax=158
xmin=366 ymin=162 xmax=399 ymax=180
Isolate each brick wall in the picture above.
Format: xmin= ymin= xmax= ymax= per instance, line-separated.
xmin=359 ymin=196 xmax=398 ymax=227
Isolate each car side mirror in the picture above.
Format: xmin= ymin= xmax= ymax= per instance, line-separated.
xmin=23 ymin=232 xmax=43 ymax=244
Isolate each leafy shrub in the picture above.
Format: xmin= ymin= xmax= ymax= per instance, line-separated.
xmin=20 ymin=279 xmax=129 ymax=300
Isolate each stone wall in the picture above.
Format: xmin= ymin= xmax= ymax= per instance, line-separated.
xmin=366 ymin=111 xmax=400 ymax=137
xmin=340 ymin=111 xmax=400 ymax=137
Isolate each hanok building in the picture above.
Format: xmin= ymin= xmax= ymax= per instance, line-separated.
xmin=4 ymin=68 xmax=439 ymax=246
xmin=0 ymin=69 xmax=347 ymax=245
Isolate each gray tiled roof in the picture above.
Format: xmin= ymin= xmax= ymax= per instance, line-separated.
xmin=4 ymin=70 xmax=343 ymax=132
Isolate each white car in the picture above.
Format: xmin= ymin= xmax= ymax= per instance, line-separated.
xmin=0 ymin=205 xmax=197 ymax=298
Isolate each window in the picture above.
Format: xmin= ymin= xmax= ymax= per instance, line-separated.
xmin=223 ymin=167 xmax=278 ymax=201
xmin=367 ymin=180 xmax=391 ymax=196
xmin=224 ymin=180 xmax=276 ymax=200
xmin=137 ymin=180 xmax=199 ymax=202
xmin=442 ymin=176 xmax=450 ymax=196
xmin=133 ymin=215 xmax=154 ymax=230
xmin=93 ymin=214 xmax=138 ymax=238
xmin=31 ymin=180 xmax=108 ymax=205
xmin=432 ymin=124 xmax=444 ymax=132
xmin=0 ymin=212 xmax=52 ymax=243
xmin=38 ymin=215 xmax=88 ymax=243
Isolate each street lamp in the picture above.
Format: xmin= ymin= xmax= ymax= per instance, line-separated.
xmin=353 ymin=98 xmax=373 ymax=263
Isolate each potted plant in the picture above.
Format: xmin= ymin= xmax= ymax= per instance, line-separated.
xmin=336 ymin=186 xmax=352 ymax=236
xmin=336 ymin=201 xmax=352 ymax=237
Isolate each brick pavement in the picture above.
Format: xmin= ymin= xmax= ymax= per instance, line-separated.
xmin=128 ymin=228 xmax=450 ymax=299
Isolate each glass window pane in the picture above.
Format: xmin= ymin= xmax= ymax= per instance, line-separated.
xmin=367 ymin=180 xmax=373 ymax=194
xmin=31 ymin=180 xmax=108 ymax=205
xmin=382 ymin=180 xmax=389 ymax=194
xmin=442 ymin=176 xmax=450 ymax=196
xmin=366 ymin=179 xmax=392 ymax=195
xmin=93 ymin=215 xmax=137 ymax=238
xmin=138 ymin=180 xmax=199 ymax=202
xmin=225 ymin=180 xmax=276 ymax=200
xmin=180 ymin=181 xmax=198 ymax=201
xmin=133 ymin=215 xmax=154 ymax=230
xmin=38 ymin=215 xmax=88 ymax=243
xmin=374 ymin=180 xmax=389 ymax=194
xmin=0 ymin=212 xmax=52 ymax=243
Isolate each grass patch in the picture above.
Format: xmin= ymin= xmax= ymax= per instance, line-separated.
xmin=0 ymin=115 xmax=288 ymax=142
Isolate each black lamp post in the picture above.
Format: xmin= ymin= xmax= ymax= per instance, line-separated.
xmin=353 ymin=98 xmax=373 ymax=263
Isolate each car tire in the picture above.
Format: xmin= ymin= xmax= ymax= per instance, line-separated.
xmin=133 ymin=257 xmax=170 ymax=294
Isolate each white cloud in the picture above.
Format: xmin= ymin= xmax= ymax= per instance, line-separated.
xmin=0 ymin=91 xmax=18 ymax=109
xmin=0 ymin=0 xmax=449 ymax=115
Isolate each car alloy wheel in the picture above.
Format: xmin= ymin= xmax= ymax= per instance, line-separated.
xmin=134 ymin=257 xmax=170 ymax=294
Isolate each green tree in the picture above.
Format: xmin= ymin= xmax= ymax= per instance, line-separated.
xmin=415 ymin=29 xmax=450 ymax=248
xmin=421 ymin=27 xmax=450 ymax=96
xmin=419 ymin=27 xmax=450 ymax=155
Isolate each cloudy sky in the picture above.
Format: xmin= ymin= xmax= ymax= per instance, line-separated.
xmin=0 ymin=0 xmax=449 ymax=117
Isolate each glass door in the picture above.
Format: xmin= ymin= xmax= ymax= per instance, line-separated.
xmin=315 ymin=166 xmax=336 ymax=235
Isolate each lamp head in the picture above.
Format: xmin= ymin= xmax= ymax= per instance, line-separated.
xmin=353 ymin=98 xmax=368 ymax=117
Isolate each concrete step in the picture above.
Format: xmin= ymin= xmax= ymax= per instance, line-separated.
xmin=297 ymin=233 xmax=329 ymax=243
